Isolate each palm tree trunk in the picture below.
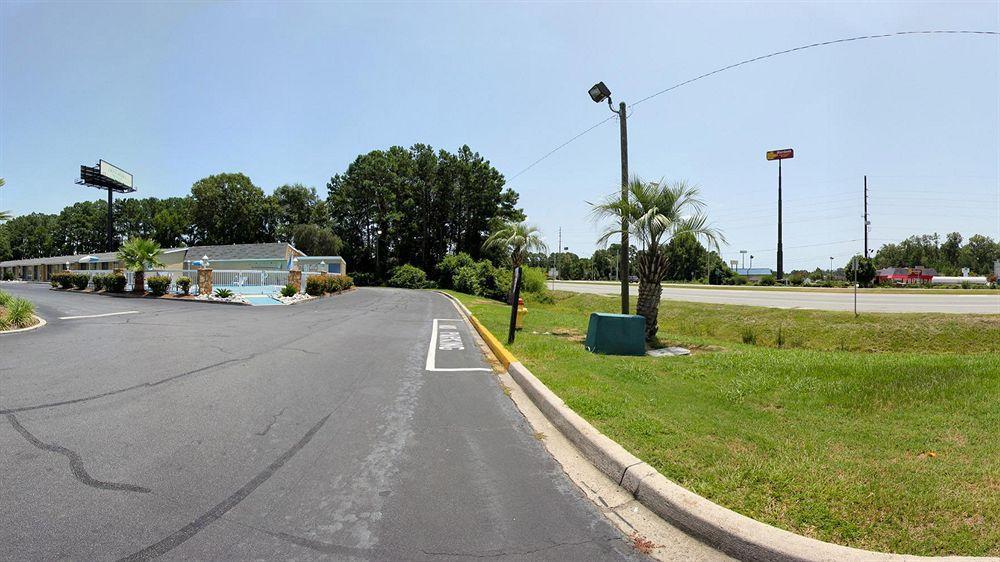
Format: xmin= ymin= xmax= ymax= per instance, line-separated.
xmin=636 ymin=252 xmax=668 ymax=341
xmin=133 ymin=270 xmax=145 ymax=294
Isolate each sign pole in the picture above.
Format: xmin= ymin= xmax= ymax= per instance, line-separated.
xmin=777 ymin=158 xmax=783 ymax=281
xmin=507 ymin=266 xmax=523 ymax=345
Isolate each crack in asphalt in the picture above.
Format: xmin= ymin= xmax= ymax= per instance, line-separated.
xmin=0 ymin=356 xmax=250 ymax=415
xmin=255 ymin=407 xmax=286 ymax=436
xmin=5 ymin=413 xmax=150 ymax=493
xmin=118 ymin=412 xmax=332 ymax=562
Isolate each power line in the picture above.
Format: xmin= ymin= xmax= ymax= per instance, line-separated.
xmin=506 ymin=30 xmax=999 ymax=184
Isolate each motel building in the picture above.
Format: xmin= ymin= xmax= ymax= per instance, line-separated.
xmin=0 ymin=242 xmax=346 ymax=284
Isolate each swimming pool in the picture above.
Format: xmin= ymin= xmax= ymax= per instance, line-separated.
xmin=199 ymin=284 xmax=286 ymax=306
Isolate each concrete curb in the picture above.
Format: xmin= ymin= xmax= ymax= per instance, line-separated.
xmin=437 ymin=291 xmax=993 ymax=562
xmin=0 ymin=314 xmax=47 ymax=335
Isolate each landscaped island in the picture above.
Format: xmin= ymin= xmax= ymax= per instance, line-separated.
xmin=453 ymin=290 xmax=999 ymax=556
xmin=0 ymin=288 xmax=37 ymax=332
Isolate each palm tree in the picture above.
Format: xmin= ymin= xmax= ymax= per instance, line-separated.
xmin=0 ymin=178 xmax=10 ymax=222
xmin=592 ymin=177 xmax=724 ymax=342
xmin=483 ymin=221 xmax=548 ymax=268
xmin=117 ymin=238 xmax=165 ymax=293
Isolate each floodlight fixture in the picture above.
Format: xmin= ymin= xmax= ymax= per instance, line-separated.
xmin=588 ymin=81 xmax=611 ymax=104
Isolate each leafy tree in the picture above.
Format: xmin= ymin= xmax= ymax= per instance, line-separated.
xmin=191 ymin=173 xmax=275 ymax=244
xmin=291 ymin=224 xmax=343 ymax=256
xmin=590 ymin=248 xmax=615 ymax=280
xmin=327 ymin=144 xmax=522 ymax=278
xmin=3 ymin=213 xmax=58 ymax=259
xmin=56 ymin=200 xmax=108 ymax=254
xmin=274 ymin=184 xmax=327 ymax=239
xmin=592 ymin=177 xmax=723 ymax=341
xmin=483 ymin=222 xmax=547 ymax=268
xmin=960 ymin=234 xmax=1000 ymax=275
xmin=117 ymin=238 xmax=164 ymax=294
xmin=663 ymin=231 xmax=708 ymax=281
xmin=940 ymin=232 xmax=963 ymax=273
xmin=844 ymin=255 xmax=877 ymax=287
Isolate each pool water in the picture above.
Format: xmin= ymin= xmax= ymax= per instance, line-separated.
xmin=242 ymin=295 xmax=284 ymax=306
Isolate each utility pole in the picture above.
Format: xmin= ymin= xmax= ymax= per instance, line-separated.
xmin=617 ymin=101 xmax=630 ymax=314
xmin=588 ymin=81 xmax=630 ymax=315
xmin=864 ymin=175 xmax=870 ymax=259
xmin=106 ymin=186 xmax=113 ymax=252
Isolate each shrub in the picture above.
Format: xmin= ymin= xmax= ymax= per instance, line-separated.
xmin=732 ymin=275 xmax=748 ymax=285
xmin=72 ymin=273 xmax=90 ymax=290
xmin=1 ymin=271 xmax=13 ymax=281
xmin=4 ymin=297 xmax=35 ymax=328
xmin=787 ymin=272 xmax=806 ymax=286
xmin=520 ymin=266 xmax=547 ymax=294
xmin=51 ymin=271 xmax=75 ymax=289
xmin=0 ymin=289 xmax=12 ymax=307
xmin=305 ymin=275 xmax=325 ymax=296
xmin=388 ymin=264 xmax=428 ymax=289
xmin=92 ymin=275 xmax=105 ymax=291
xmin=758 ymin=275 xmax=776 ymax=286
xmin=146 ymin=275 xmax=171 ymax=296
xmin=473 ymin=260 xmax=507 ymax=301
xmin=436 ymin=253 xmax=475 ymax=289
xmin=351 ymin=271 xmax=376 ymax=287
xmin=281 ymin=284 xmax=297 ymax=297
xmin=214 ymin=288 xmax=234 ymax=298
xmin=104 ymin=273 xmax=127 ymax=293
xmin=453 ymin=265 xmax=481 ymax=296
xmin=177 ymin=276 xmax=192 ymax=295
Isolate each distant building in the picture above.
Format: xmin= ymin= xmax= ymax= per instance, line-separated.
xmin=734 ymin=267 xmax=773 ymax=282
xmin=876 ymin=266 xmax=937 ymax=285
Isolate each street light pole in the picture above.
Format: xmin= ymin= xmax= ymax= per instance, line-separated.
xmin=589 ymin=81 xmax=629 ymax=315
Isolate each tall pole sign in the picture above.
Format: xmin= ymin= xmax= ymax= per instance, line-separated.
xmin=766 ymin=149 xmax=794 ymax=280
xmin=76 ymin=160 xmax=136 ymax=252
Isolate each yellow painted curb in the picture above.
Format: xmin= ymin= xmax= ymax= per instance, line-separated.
xmin=437 ymin=291 xmax=518 ymax=368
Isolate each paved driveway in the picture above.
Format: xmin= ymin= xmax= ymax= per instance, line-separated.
xmin=553 ymin=281 xmax=1000 ymax=314
xmin=0 ymin=285 xmax=642 ymax=560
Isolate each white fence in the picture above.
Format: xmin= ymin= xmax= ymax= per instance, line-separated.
xmin=57 ymin=268 xmax=306 ymax=294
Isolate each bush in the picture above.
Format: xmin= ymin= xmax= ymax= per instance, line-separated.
xmin=177 ymin=276 xmax=192 ymax=295
xmin=351 ymin=271 xmax=376 ymax=287
xmin=388 ymin=264 xmax=428 ymax=289
xmin=1 ymin=271 xmax=13 ymax=281
xmin=92 ymin=275 xmax=105 ymax=291
xmin=0 ymin=289 xmax=12 ymax=307
xmin=146 ymin=275 xmax=171 ymax=296
xmin=104 ymin=273 xmax=127 ymax=293
xmin=473 ymin=261 xmax=507 ymax=301
xmin=453 ymin=265 xmax=481 ymax=296
xmin=520 ymin=266 xmax=547 ymax=294
xmin=787 ymin=272 xmax=806 ymax=286
xmin=72 ymin=273 xmax=90 ymax=290
xmin=214 ymin=288 xmax=234 ymax=298
xmin=758 ymin=275 xmax=776 ymax=286
xmin=323 ymin=274 xmax=354 ymax=293
xmin=305 ymin=275 xmax=325 ymax=296
xmin=280 ymin=284 xmax=297 ymax=297
xmin=436 ymin=253 xmax=475 ymax=289
xmin=51 ymin=270 xmax=75 ymax=289
xmin=4 ymin=297 xmax=35 ymax=328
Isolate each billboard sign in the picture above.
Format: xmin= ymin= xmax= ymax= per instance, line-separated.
xmin=766 ymin=149 xmax=794 ymax=161
xmin=99 ymin=160 xmax=133 ymax=188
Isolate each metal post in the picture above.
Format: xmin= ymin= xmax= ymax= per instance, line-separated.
xmin=853 ymin=257 xmax=859 ymax=316
xmin=107 ymin=187 xmax=114 ymax=252
xmin=777 ymin=159 xmax=783 ymax=280
xmin=618 ymin=101 xmax=630 ymax=315
xmin=864 ymin=175 xmax=869 ymax=259
xmin=507 ymin=266 xmax=523 ymax=344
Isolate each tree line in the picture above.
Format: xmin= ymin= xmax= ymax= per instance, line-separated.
xmin=872 ymin=232 xmax=999 ymax=276
xmin=0 ymin=144 xmax=522 ymax=277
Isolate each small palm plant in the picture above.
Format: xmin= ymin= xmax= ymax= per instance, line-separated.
xmin=483 ymin=221 xmax=548 ymax=268
xmin=117 ymin=238 xmax=164 ymax=294
xmin=592 ymin=177 xmax=724 ymax=341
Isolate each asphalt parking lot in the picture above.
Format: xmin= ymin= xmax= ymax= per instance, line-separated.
xmin=0 ymin=285 xmax=642 ymax=560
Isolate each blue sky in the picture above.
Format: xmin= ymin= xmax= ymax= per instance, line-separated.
xmin=1 ymin=1 xmax=997 ymax=270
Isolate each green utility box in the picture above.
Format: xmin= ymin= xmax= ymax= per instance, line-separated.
xmin=585 ymin=313 xmax=646 ymax=356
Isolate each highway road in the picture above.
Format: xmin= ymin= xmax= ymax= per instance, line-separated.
xmin=552 ymin=281 xmax=1000 ymax=314
xmin=1 ymin=285 xmax=667 ymax=560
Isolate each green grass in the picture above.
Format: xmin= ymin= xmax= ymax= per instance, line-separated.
xmin=561 ymin=279 xmax=999 ymax=294
xmin=451 ymin=290 xmax=1000 ymax=556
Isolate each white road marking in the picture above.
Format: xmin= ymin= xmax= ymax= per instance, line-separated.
xmin=425 ymin=318 xmax=491 ymax=372
xmin=58 ymin=311 xmax=140 ymax=320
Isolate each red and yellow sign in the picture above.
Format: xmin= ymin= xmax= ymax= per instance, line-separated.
xmin=766 ymin=148 xmax=794 ymax=161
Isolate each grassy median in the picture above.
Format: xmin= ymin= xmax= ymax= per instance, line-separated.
xmin=450 ymin=290 xmax=1000 ymax=556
